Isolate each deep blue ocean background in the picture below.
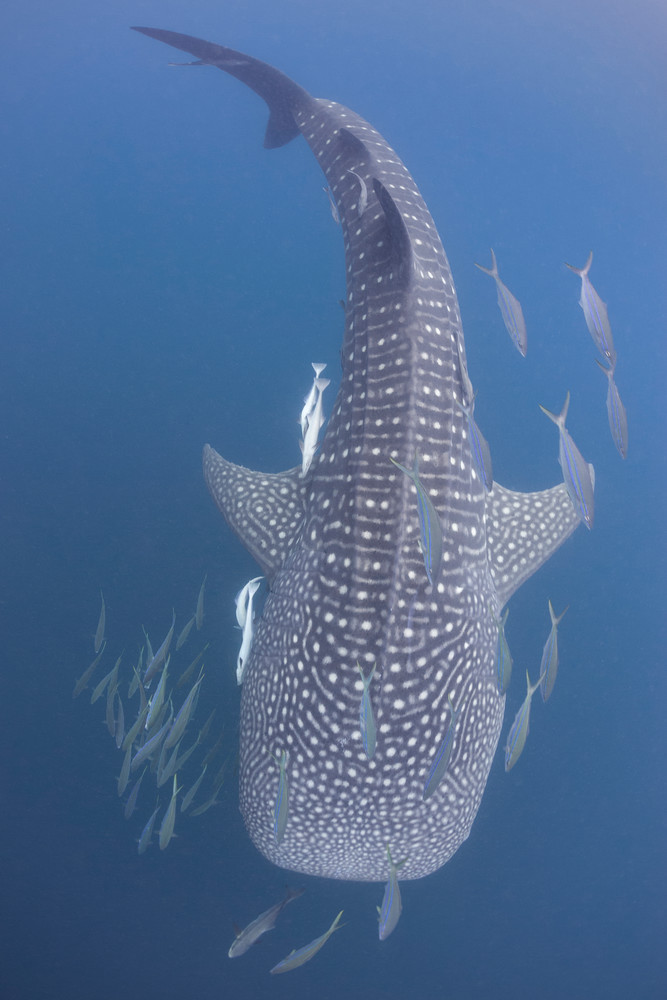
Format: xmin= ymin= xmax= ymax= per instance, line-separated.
xmin=2 ymin=2 xmax=665 ymax=998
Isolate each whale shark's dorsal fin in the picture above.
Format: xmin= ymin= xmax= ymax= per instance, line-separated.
xmin=373 ymin=179 xmax=414 ymax=286
xmin=485 ymin=481 xmax=583 ymax=607
xmin=131 ymin=26 xmax=313 ymax=148
xmin=203 ymin=445 xmax=307 ymax=582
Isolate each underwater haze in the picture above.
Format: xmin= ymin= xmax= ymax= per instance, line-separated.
xmin=1 ymin=1 xmax=666 ymax=998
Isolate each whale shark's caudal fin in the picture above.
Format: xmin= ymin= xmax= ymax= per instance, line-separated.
xmin=202 ymin=445 xmax=307 ymax=582
xmin=131 ymin=27 xmax=314 ymax=148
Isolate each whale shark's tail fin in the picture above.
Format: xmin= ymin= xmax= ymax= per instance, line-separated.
xmin=131 ymin=27 xmax=314 ymax=148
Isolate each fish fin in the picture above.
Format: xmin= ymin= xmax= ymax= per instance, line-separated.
xmin=485 ymin=481 xmax=582 ymax=606
xmin=131 ymin=28 xmax=313 ymax=149
xmin=474 ymin=247 xmax=498 ymax=277
xmin=372 ymin=179 xmax=413 ymax=286
xmin=539 ymin=391 xmax=570 ymax=429
xmin=565 ymin=250 xmax=593 ymax=276
xmin=548 ymin=600 xmax=568 ymax=627
xmin=203 ymin=445 xmax=307 ymax=584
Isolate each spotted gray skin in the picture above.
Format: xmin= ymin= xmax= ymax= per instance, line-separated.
xmin=134 ymin=27 xmax=584 ymax=881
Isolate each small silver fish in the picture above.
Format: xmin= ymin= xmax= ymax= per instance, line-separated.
xmin=195 ymin=576 xmax=206 ymax=630
xmin=271 ymin=749 xmax=289 ymax=846
xmin=228 ymin=887 xmax=304 ymax=958
xmin=114 ymin=692 xmax=125 ymax=749
xmin=494 ymin=608 xmax=513 ymax=695
xmin=596 ymin=359 xmax=628 ymax=459
xmin=422 ymin=695 xmax=460 ymax=802
xmin=89 ymin=661 xmax=118 ymax=705
xmin=94 ymin=592 xmax=106 ymax=654
xmin=505 ymin=670 xmax=544 ymax=771
xmin=540 ymin=601 xmax=568 ymax=703
xmin=72 ymin=642 xmax=106 ymax=699
xmin=123 ymin=768 xmax=146 ymax=820
xmin=164 ymin=673 xmax=204 ymax=750
xmin=144 ymin=612 xmax=175 ymax=686
xmin=378 ymin=846 xmax=407 ymax=940
xmin=121 ymin=703 xmax=149 ymax=753
xmin=137 ymin=805 xmax=159 ymax=855
xmin=158 ymin=773 xmax=181 ymax=850
xmin=475 ymin=248 xmax=527 ymax=356
xmin=130 ymin=711 xmax=172 ymax=772
xmin=176 ymin=643 xmax=209 ymax=690
xmin=390 ymin=451 xmax=443 ymax=587
xmin=540 ymin=392 xmax=594 ymax=530
xmin=180 ymin=763 xmax=208 ymax=813
xmin=145 ymin=660 xmax=169 ymax=730
xmin=566 ymin=251 xmax=616 ymax=365
xmin=454 ymin=396 xmax=493 ymax=492
xmin=270 ymin=909 xmax=344 ymax=974
xmin=175 ymin=615 xmax=195 ymax=650
xmin=117 ymin=743 xmax=132 ymax=798
xmin=357 ymin=661 xmax=377 ymax=760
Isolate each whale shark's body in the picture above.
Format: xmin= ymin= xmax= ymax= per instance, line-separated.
xmin=134 ymin=28 xmax=582 ymax=882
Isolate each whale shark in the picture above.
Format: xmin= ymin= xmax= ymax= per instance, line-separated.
xmin=133 ymin=27 xmax=583 ymax=882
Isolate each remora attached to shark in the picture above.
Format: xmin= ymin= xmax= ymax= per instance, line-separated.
xmin=133 ymin=27 xmax=583 ymax=882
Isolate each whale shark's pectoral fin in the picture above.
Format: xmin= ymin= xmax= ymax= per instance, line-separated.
xmin=485 ymin=481 xmax=584 ymax=607
xmin=203 ymin=444 xmax=307 ymax=583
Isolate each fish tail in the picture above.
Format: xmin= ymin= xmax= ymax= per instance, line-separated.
xmin=131 ymin=27 xmax=314 ymax=149
xmin=474 ymin=247 xmax=498 ymax=277
xmin=539 ymin=391 xmax=570 ymax=429
xmin=548 ymin=600 xmax=568 ymax=627
xmin=565 ymin=250 xmax=593 ymax=276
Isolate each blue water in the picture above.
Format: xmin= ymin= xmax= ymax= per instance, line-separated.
xmin=2 ymin=2 xmax=665 ymax=998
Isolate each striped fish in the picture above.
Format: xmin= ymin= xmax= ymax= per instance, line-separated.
xmin=390 ymin=451 xmax=443 ymax=586
xmin=540 ymin=600 xmax=568 ymax=703
xmin=566 ymin=251 xmax=616 ymax=365
xmin=540 ymin=392 xmax=595 ymax=530
xmin=475 ymin=248 xmax=527 ymax=356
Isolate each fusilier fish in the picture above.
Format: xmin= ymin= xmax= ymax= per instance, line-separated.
xmin=122 ymin=703 xmax=149 ymax=752
xmin=94 ymin=592 xmax=106 ymax=654
xmin=176 ymin=615 xmax=195 ymax=650
xmin=195 ymin=575 xmax=206 ymax=630
xmin=176 ymin=643 xmax=209 ymax=690
xmin=271 ymin=749 xmax=289 ymax=846
xmin=378 ymin=846 xmax=407 ymax=940
xmin=504 ymin=670 xmax=544 ymax=772
xmin=357 ymin=661 xmax=377 ymax=760
xmin=89 ymin=661 xmax=118 ymax=705
xmin=180 ymin=763 xmax=208 ymax=813
xmin=164 ymin=673 xmax=204 ymax=750
xmin=114 ymin=692 xmax=125 ymax=749
xmin=422 ymin=695 xmax=460 ymax=801
xmin=390 ymin=451 xmax=443 ymax=587
xmin=144 ymin=612 xmax=175 ymax=686
xmin=494 ymin=608 xmax=512 ymax=695
xmin=596 ymin=359 xmax=628 ymax=459
xmin=540 ymin=392 xmax=595 ymax=530
xmin=124 ymin=768 xmax=146 ymax=820
xmin=159 ymin=773 xmax=181 ymax=850
xmin=137 ymin=805 xmax=159 ymax=855
xmin=475 ymin=248 xmax=527 ymax=356
xmin=228 ymin=887 xmax=304 ymax=958
xmin=270 ymin=909 xmax=344 ymax=974
xmin=454 ymin=397 xmax=493 ymax=492
xmin=117 ymin=743 xmax=132 ymax=797
xmin=539 ymin=600 xmax=568 ymax=703
xmin=145 ymin=659 xmax=169 ymax=730
xmin=72 ymin=643 xmax=106 ymax=699
xmin=566 ymin=251 xmax=616 ymax=364
xmin=130 ymin=711 xmax=172 ymax=772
